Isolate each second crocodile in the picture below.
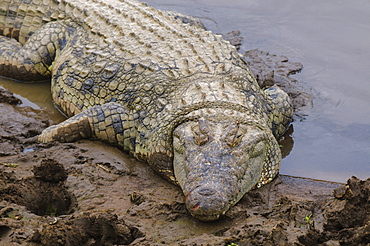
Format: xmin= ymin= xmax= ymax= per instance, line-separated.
xmin=0 ymin=0 xmax=293 ymax=221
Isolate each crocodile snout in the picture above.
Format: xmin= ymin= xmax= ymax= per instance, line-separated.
xmin=185 ymin=185 xmax=230 ymax=221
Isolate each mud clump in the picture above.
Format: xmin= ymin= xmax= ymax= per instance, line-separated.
xmin=33 ymin=158 xmax=68 ymax=183
xmin=220 ymin=30 xmax=243 ymax=51
xmin=30 ymin=211 xmax=143 ymax=246
xmin=0 ymin=87 xmax=21 ymax=105
xmin=328 ymin=176 xmax=370 ymax=229
xmin=299 ymin=177 xmax=370 ymax=246
xmin=0 ymin=159 xmax=75 ymax=216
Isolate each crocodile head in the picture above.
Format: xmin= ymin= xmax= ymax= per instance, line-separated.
xmin=173 ymin=117 xmax=280 ymax=221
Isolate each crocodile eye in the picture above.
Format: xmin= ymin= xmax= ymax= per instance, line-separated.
xmin=192 ymin=130 xmax=208 ymax=146
xmin=191 ymin=118 xmax=209 ymax=146
xmin=225 ymin=121 xmax=244 ymax=148
xmin=225 ymin=133 xmax=243 ymax=148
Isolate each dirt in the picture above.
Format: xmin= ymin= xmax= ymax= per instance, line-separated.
xmin=0 ymin=32 xmax=369 ymax=246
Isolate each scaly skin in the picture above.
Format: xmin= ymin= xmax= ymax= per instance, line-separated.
xmin=0 ymin=0 xmax=293 ymax=221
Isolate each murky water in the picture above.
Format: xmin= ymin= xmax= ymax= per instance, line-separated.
xmin=1 ymin=0 xmax=369 ymax=182
xmin=0 ymin=79 xmax=66 ymax=122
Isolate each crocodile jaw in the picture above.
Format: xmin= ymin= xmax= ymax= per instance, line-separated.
xmin=173 ymin=119 xmax=273 ymax=221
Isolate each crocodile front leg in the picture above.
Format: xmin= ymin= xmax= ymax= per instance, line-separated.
xmin=264 ymin=86 xmax=294 ymax=137
xmin=39 ymin=102 xmax=139 ymax=155
xmin=0 ymin=20 xmax=78 ymax=81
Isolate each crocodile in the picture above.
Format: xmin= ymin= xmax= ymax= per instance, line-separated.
xmin=0 ymin=0 xmax=293 ymax=221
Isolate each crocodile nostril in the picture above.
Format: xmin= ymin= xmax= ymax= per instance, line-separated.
xmin=197 ymin=188 xmax=216 ymax=196
xmin=185 ymin=186 xmax=229 ymax=221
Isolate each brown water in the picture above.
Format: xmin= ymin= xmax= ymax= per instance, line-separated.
xmin=1 ymin=0 xmax=369 ymax=182
xmin=0 ymin=79 xmax=66 ymax=122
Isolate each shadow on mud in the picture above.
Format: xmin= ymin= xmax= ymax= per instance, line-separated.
xmin=29 ymin=211 xmax=144 ymax=246
xmin=0 ymin=159 xmax=75 ymax=216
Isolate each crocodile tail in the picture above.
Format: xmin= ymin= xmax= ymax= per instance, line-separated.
xmin=0 ymin=0 xmax=62 ymax=44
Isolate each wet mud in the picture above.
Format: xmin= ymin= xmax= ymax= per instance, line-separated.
xmin=0 ymin=32 xmax=369 ymax=245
